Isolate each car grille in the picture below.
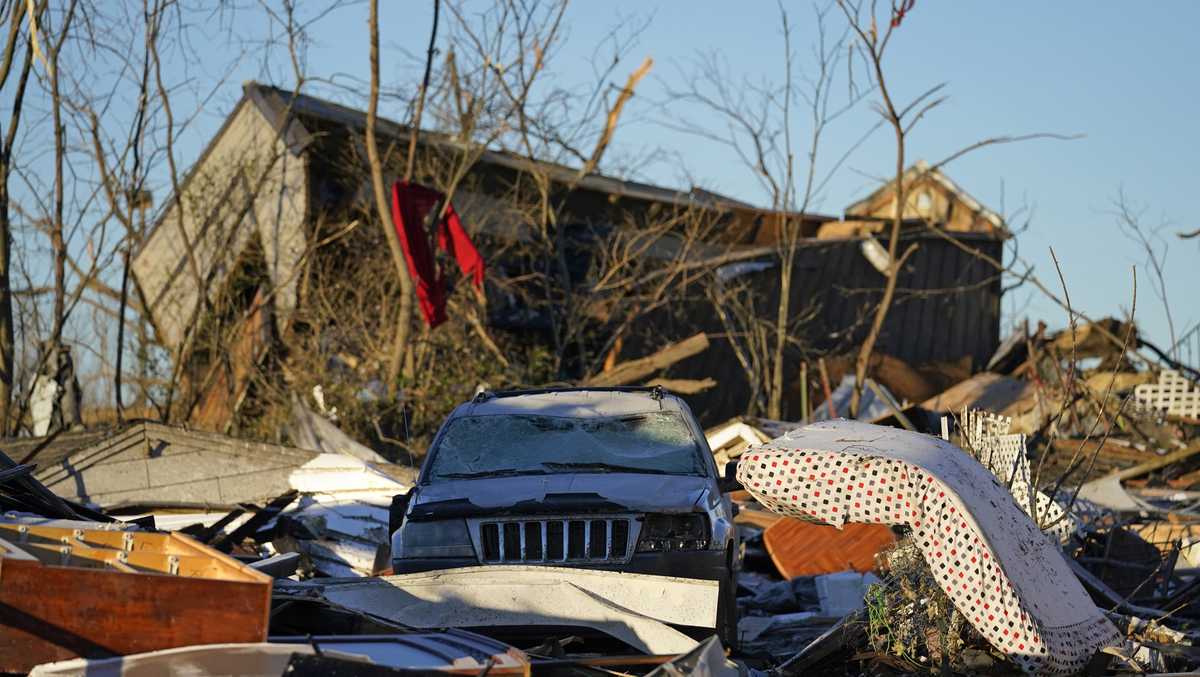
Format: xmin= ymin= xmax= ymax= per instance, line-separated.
xmin=477 ymin=517 xmax=632 ymax=564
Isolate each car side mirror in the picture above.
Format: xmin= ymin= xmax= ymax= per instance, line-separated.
xmin=719 ymin=460 xmax=742 ymax=493
xmin=389 ymin=492 xmax=412 ymax=537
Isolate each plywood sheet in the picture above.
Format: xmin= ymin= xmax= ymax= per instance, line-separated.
xmin=763 ymin=518 xmax=894 ymax=578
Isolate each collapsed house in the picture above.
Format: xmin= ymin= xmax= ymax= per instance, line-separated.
xmin=3 ymin=310 xmax=1200 ymax=673
xmin=129 ymin=82 xmax=1008 ymax=442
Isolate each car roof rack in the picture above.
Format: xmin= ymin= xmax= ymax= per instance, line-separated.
xmin=471 ymin=385 xmax=667 ymax=403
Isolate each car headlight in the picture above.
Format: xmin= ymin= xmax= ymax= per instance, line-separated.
xmin=396 ymin=519 xmax=474 ymax=558
xmin=636 ymin=513 xmax=709 ymax=552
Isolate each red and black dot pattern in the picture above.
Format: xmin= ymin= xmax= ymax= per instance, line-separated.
xmin=736 ymin=420 xmax=1120 ymax=675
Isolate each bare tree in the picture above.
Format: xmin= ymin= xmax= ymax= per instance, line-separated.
xmin=837 ymin=0 xmax=928 ymax=417
xmin=1114 ymin=191 xmax=1176 ymax=360
xmin=365 ymin=0 xmax=421 ymax=397
xmin=662 ymin=3 xmax=867 ymax=418
xmin=0 ymin=1 xmax=41 ymax=431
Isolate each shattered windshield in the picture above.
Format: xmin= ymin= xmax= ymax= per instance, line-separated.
xmin=427 ymin=412 xmax=705 ymax=480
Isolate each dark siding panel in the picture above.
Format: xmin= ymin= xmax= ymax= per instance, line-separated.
xmin=627 ymin=232 xmax=1005 ymax=425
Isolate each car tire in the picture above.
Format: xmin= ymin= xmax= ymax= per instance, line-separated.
xmin=716 ymin=553 xmax=739 ymax=651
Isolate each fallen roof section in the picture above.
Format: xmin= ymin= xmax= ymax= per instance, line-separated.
xmin=34 ymin=422 xmax=322 ymax=508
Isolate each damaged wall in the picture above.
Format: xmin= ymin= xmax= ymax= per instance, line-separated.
xmin=642 ymin=231 xmax=1004 ymax=423
xmin=132 ymin=92 xmax=308 ymax=352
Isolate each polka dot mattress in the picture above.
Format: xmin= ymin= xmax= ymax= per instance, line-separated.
xmin=736 ymin=419 xmax=1119 ymax=674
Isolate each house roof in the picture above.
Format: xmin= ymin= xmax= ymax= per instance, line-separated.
xmin=137 ymin=80 xmax=839 ymax=255
xmin=242 ymin=81 xmax=836 ymax=220
xmin=843 ymin=159 xmax=1005 ymax=232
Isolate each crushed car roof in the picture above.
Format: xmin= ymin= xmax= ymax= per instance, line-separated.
xmin=455 ymin=388 xmax=686 ymax=418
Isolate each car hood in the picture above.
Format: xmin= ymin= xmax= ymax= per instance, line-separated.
xmin=410 ymin=473 xmax=713 ymax=518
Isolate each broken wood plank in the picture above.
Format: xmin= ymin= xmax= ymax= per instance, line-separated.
xmin=864 ymin=379 xmax=916 ymax=432
xmin=0 ymin=527 xmax=271 ymax=672
xmin=644 ymin=377 xmax=717 ymax=395
xmin=209 ymin=490 xmax=299 ymax=553
xmin=1051 ymin=438 xmax=1155 ymax=464
xmin=196 ymin=507 xmax=247 ymax=544
xmin=1109 ymin=441 xmax=1200 ymax=482
xmin=586 ymin=333 xmax=709 ymax=387
xmin=764 ymin=518 xmax=896 ymax=579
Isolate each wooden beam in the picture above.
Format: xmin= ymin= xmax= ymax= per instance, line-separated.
xmin=586 ymin=333 xmax=710 ymax=387
xmin=1110 ymin=441 xmax=1200 ymax=482
xmin=644 ymin=377 xmax=717 ymax=395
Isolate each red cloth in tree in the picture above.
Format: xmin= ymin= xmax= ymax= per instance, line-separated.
xmin=390 ymin=181 xmax=485 ymax=328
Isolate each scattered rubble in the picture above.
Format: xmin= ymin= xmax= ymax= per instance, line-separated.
xmin=2 ymin=315 xmax=1199 ymax=675
xmin=0 ymin=518 xmax=272 ymax=673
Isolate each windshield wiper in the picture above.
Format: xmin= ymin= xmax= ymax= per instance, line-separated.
xmin=439 ymin=468 xmax=548 ymax=479
xmin=540 ymin=462 xmax=676 ymax=475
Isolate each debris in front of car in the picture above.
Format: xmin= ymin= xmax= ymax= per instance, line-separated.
xmin=29 ymin=629 xmax=532 ymax=677
xmin=643 ymin=635 xmax=741 ymax=677
xmin=274 ymin=565 xmax=720 ymax=655
xmin=736 ymin=419 xmax=1122 ymax=674
xmin=815 ymin=570 xmax=882 ymax=617
xmin=0 ymin=517 xmax=273 ymax=673
xmin=27 ymin=644 xmax=358 ymax=677
xmin=762 ymin=518 xmax=895 ymax=578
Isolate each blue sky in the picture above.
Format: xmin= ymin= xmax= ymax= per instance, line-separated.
xmin=197 ymin=1 xmax=1199 ymax=353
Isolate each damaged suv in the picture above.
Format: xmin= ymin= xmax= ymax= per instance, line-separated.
xmin=390 ymin=387 xmax=740 ymax=645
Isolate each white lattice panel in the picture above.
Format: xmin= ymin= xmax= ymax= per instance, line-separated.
xmin=960 ymin=409 xmax=1079 ymax=544
xmin=1135 ymin=370 xmax=1200 ymax=418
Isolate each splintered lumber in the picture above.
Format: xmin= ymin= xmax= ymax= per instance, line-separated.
xmin=645 ymin=377 xmax=717 ymax=395
xmin=1108 ymin=441 xmax=1200 ymax=482
xmin=1050 ymin=438 xmax=1155 ymax=465
xmin=208 ymin=490 xmax=298 ymax=553
xmin=920 ymin=371 xmax=1036 ymax=415
xmin=775 ymin=611 xmax=866 ymax=675
xmin=587 ymin=333 xmax=709 ymax=387
xmin=0 ymin=521 xmax=271 ymax=672
xmin=763 ymin=518 xmax=895 ymax=578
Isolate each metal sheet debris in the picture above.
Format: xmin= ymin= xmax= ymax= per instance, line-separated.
xmin=28 ymin=644 xmax=356 ymax=677
xmin=276 ymin=565 xmax=719 ymax=655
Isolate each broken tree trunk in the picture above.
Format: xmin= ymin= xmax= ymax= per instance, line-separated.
xmin=586 ymin=333 xmax=710 ymax=388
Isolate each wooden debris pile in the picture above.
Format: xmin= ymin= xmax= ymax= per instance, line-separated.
xmin=713 ymin=319 xmax=1200 ymax=674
